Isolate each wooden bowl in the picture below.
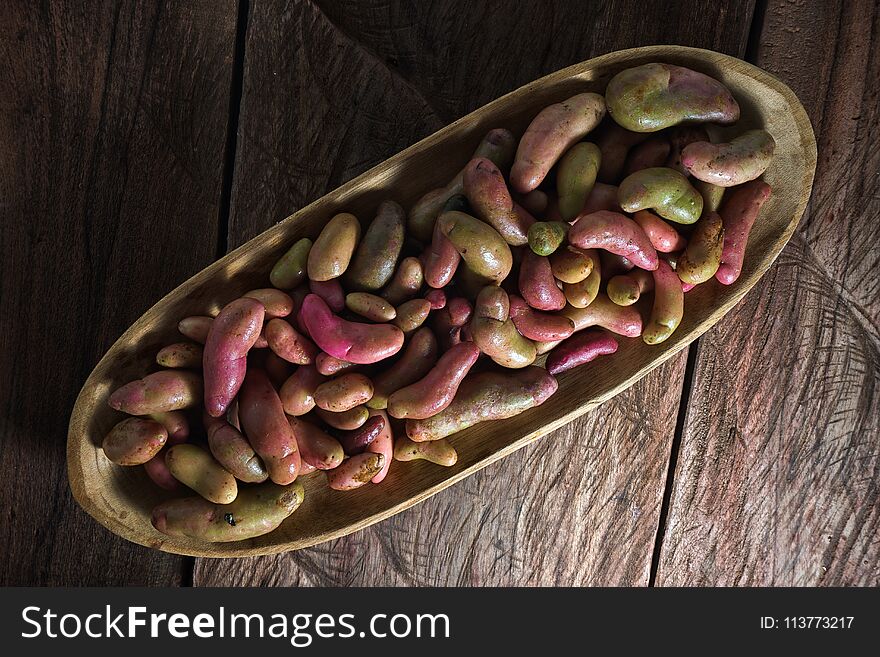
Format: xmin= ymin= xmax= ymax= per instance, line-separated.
xmin=68 ymin=45 xmax=816 ymax=557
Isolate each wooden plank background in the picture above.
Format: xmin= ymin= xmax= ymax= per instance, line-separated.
xmin=3 ymin=0 xmax=877 ymax=586
xmin=0 ymin=0 xmax=237 ymax=585
xmin=655 ymin=0 xmax=880 ymax=586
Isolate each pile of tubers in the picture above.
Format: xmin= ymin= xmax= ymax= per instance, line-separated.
xmin=102 ymin=62 xmax=775 ymax=542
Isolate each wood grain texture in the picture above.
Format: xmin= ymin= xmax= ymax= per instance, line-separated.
xmin=194 ymin=0 xmax=757 ymax=585
xmin=0 ymin=0 xmax=236 ymax=584
xmin=656 ymin=0 xmax=880 ymax=586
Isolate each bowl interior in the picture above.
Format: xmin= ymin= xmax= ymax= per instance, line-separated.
xmin=68 ymin=45 xmax=816 ymax=557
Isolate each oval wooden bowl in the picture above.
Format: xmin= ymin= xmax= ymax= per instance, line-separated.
xmin=68 ymin=46 xmax=816 ymax=557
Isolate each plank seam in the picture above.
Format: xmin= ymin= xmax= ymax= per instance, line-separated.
xmin=185 ymin=0 xmax=250 ymax=588
xmin=745 ymin=0 xmax=769 ymax=62
xmin=648 ymin=343 xmax=698 ymax=586
xmin=216 ymin=0 xmax=250 ymax=259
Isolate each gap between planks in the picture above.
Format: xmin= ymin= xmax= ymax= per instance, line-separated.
xmin=648 ymin=345 xmax=699 ymax=585
xmin=181 ymin=0 xmax=251 ymax=587
xmin=215 ymin=0 xmax=251 ymax=261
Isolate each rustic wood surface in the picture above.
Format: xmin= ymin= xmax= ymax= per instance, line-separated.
xmin=655 ymin=0 xmax=880 ymax=586
xmin=0 ymin=0 xmax=237 ymax=584
xmin=3 ymin=0 xmax=874 ymax=585
xmin=192 ymin=0 xmax=755 ymax=585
